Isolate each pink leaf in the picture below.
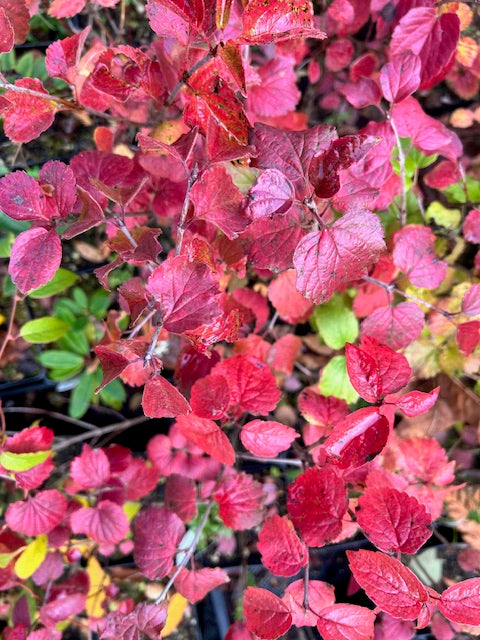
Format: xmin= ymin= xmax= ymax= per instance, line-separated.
xmin=9 ymin=227 xmax=62 ymax=294
xmin=293 ymin=211 xmax=385 ymax=304
xmin=142 ymin=375 xmax=191 ymax=419
xmin=438 ymin=578 xmax=480 ymax=625
xmin=384 ymin=387 xmax=440 ymax=417
xmin=189 ymin=165 xmax=249 ymax=239
xmin=462 ymin=284 xmax=480 ymax=316
xmin=40 ymin=593 xmax=86 ymax=628
xmin=247 ymin=58 xmax=301 ymax=117
xmin=345 ymin=338 xmax=411 ymax=403
xmin=6 ymin=490 xmax=67 ymax=536
xmin=225 ymin=621 xmax=256 ymax=640
xmin=45 ymin=27 xmax=90 ymax=83
xmin=48 ymin=0 xmax=86 ymax=18
xmin=146 ymin=255 xmax=221 ymax=333
xmin=268 ymin=269 xmax=314 ymax=325
xmin=360 ymin=302 xmax=424 ymax=350
xmin=457 ymin=321 xmax=480 ymax=356
xmin=117 ymin=457 xmax=159 ymax=501
xmin=174 ymin=567 xmax=229 ymax=604
xmin=164 ymin=474 xmax=197 ymax=523
xmin=240 ymin=420 xmax=298 ymax=458
xmin=70 ymin=500 xmax=129 ymax=544
xmin=380 ymin=52 xmax=421 ymax=103
xmin=316 ymin=603 xmax=376 ymax=640
xmin=356 ymin=487 xmax=432 ymax=554
xmin=347 ymin=550 xmax=428 ymax=619
xmin=38 ymin=161 xmax=77 ymax=220
xmin=247 ymin=169 xmax=294 ymax=220
xmin=390 ymin=8 xmax=459 ymax=90
xmin=392 ymin=225 xmax=447 ymax=289
xmin=243 ymin=587 xmax=292 ymax=640
xmin=101 ymin=602 xmax=167 ymax=640
xmin=146 ymin=0 xmax=202 ymax=46
xmin=175 ymin=414 xmax=235 ymax=466
xmin=133 ymin=507 xmax=185 ymax=580
xmin=324 ymin=407 xmax=390 ymax=470
xmin=0 ymin=171 xmax=47 ymax=221
xmin=287 ymin=467 xmax=347 ymax=546
xmin=70 ymin=444 xmax=111 ymax=490
xmin=463 ymin=209 xmax=480 ymax=243
xmin=283 ymin=579 xmax=335 ymax=626
xmin=257 ymin=514 xmax=308 ymax=577
xmin=0 ymin=7 xmax=14 ymax=53
xmin=213 ymin=472 xmax=264 ymax=530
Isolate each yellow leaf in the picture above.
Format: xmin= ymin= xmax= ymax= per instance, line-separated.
xmin=123 ymin=501 xmax=141 ymax=523
xmin=15 ymin=535 xmax=47 ymax=579
xmin=86 ymin=556 xmax=110 ymax=618
xmin=162 ymin=594 xmax=188 ymax=637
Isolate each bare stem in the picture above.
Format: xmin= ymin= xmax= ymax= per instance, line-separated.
xmin=51 ymin=415 xmax=151 ymax=452
xmin=2 ymin=406 xmax=98 ymax=431
xmin=175 ymin=164 xmax=199 ymax=256
xmin=0 ymin=293 xmax=18 ymax=363
xmin=166 ymin=47 xmax=218 ymax=106
xmin=144 ymin=324 xmax=162 ymax=367
xmin=238 ymin=453 xmax=302 ymax=467
xmin=128 ymin=308 xmax=156 ymax=338
xmin=386 ymin=111 xmax=407 ymax=226
xmin=303 ymin=558 xmax=310 ymax=610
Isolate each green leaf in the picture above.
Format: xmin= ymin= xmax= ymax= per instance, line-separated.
xmin=28 ymin=268 xmax=78 ymax=298
xmin=57 ymin=330 xmax=90 ymax=356
xmin=0 ymin=211 xmax=30 ymax=234
xmin=99 ymin=378 xmax=126 ymax=410
xmin=425 ymin=201 xmax=461 ymax=231
xmin=310 ymin=296 xmax=358 ymax=349
xmin=20 ymin=317 xmax=70 ymax=344
xmin=38 ymin=350 xmax=84 ymax=369
xmin=319 ymin=355 xmax=358 ymax=404
xmin=89 ymin=289 xmax=110 ymax=319
xmin=69 ymin=371 xmax=97 ymax=418
xmin=0 ymin=550 xmax=21 ymax=568
xmin=0 ymin=450 xmax=50 ymax=472
xmin=72 ymin=286 xmax=88 ymax=310
xmin=48 ymin=365 xmax=85 ymax=381
xmin=0 ymin=233 xmax=13 ymax=258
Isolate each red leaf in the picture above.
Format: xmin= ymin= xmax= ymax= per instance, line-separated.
xmin=268 ymin=270 xmax=314 ymax=325
xmin=239 ymin=0 xmax=325 ymax=44
xmin=38 ymin=161 xmax=77 ymax=220
xmin=133 ymin=507 xmax=185 ymax=580
xmin=438 ymin=578 xmax=480 ymax=625
xmin=298 ymin=389 xmax=349 ymax=442
xmin=283 ymin=579 xmax=335 ymax=626
xmin=245 ymin=207 xmax=306 ymax=272
xmin=146 ymin=255 xmax=221 ymax=333
xmin=380 ymin=52 xmax=421 ymax=103
xmin=257 ymin=514 xmax=308 ymax=577
xmin=70 ymin=500 xmax=129 ymax=544
xmin=213 ymin=472 xmax=264 ymax=530
xmin=0 ymin=7 xmax=14 ymax=53
xmin=384 ymin=387 xmax=440 ymax=417
xmin=457 ymin=321 xmax=480 ymax=356
xmin=316 ymin=604 xmax=376 ymax=640
xmin=146 ymin=0 xmax=202 ymax=45
xmin=9 ymin=227 xmax=62 ymax=294
xmin=356 ymin=486 xmax=432 ymax=554
xmin=102 ymin=602 xmax=167 ymax=640
xmin=241 ymin=420 xmax=298 ymax=458
xmin=391 ymin=98 xmax=461 ymax=163
xmin=174 ymin=567 xmax=229 ymax=604
xmin=212 ymin=356 xmax=280 ymax=418
xmin=243 ymin=587 xmax=292 ymax=640
xmin=360 ymin=302 xmax=424 ymax=350
xmin=48 ymin=0 xmax=86 ymax=18
xmin=142 ymin=375 xmax=191 ymax=419
xmin=324 ymin=407 xmax=390 ymax=470
xmin=70 ymin=444 xmax=111 ymax=490
xmin=189 ymin=166 xmax=249 ymax=239
xmin=0 ymin=171 xmax=47 ymax=221
xmin=6 ymin=490 xmax=67 ymax=536
xmin=424 ymin=160 xmax=460 ymax=190
xmin=251 ymin=123 xmax=337 ymax=200
xmin=287 ymin=467 xmax=347 ymax=546
xmin=340 ymin=78 xmax=382 ymax=109
xmin=0 ymin=0 xmax=29 ymax=44
xmin=175 ymin=414 xmax=235 ymax=466
xmin=293 ymin=211 xmax=385 ymax=304
xmin=325 ymin=38 xmax=354 ymax=72
xmin=94 ymin=345 xmax=131 ymax=393
xmin=224 ymin=621 xmax=256 ymax=640
xmin=164 ymin=474 xmax=197 ymax=523
xmin=345 ymin=338 xmax=411 ymax=403
xmin=390 ymin=8 xmax=459 ymax=90
xmin=117 ymin=458 xmax=159 ymax=501
xmin=0 ymin=78 xmax=57 ymax=143
xmin=247 ymin=169 xmax=294 ymax=220
xmin=463 ymin=209 xmax=480 ymax=243
xmin=392 ymin=225 xmax=447 ymax=289
xmin=462 ymin=284 xmax=480 ymax=316
xmin=190 ymin=374 xmax=230 ymax=420
xmin=247 ymin=58 xmax=301 ymax=117
xmin=2 ymin=426 xmax=53 ymax=490
xmin=45 ymin=27 xmax=90 ymax=84
xmin=347 ymin=550 xmax=428 ymax=619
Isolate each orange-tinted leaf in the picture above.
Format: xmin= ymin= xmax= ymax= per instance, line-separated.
xmin=175 ymin=414 xmax=235 ymax=466
xmin=0 ymin=78 xmax=57 ymax=143
xmin=174 ymin=567 xmax=229 ymax=604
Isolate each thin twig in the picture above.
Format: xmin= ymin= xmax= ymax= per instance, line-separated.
xmin=386 ymin=111 xmax=407 ymax=226
xmin=175 ymin=164 xmax=199 ymax=256
xmin=0 ymin=293 xmax=18 ymax=363
xmin=0 ymin=80 xmax=80 ymax=110
xmin=238 ymin=453 xmax=302 ymax=467
xmin=303 ymin=558 xmax=310 ymax=610
xmin=52 ymin=415 xmax=151 ymax=452
xmin=3 ymin=406 xmax=98 ymax=431
xmin=166 ymin=47 xmax=218 ymax=106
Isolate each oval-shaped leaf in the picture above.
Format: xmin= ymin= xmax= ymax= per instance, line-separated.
xmin=28 ymin=268 xmax=78 ymax=298
xmin=20 ymin=317 xmax=70 ymax=343
xmin=14 ymin=534 xmax=47 ymax=579
xmin=0 ymin=450 xmax=50 ymax=472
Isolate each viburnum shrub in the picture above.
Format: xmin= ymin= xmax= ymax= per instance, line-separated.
xmin=1 ymin=0 xmax=480 ymax=638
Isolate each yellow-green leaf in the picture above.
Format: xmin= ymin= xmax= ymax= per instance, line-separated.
xmin=15 ymin=535 xmax=47 ymax=579
xmin=0 ymin=450 xmax=50 ymax=472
